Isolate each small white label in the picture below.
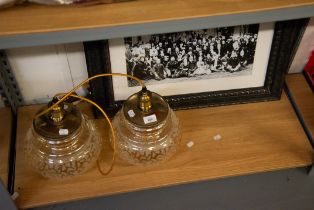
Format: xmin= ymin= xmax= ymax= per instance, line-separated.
xmin=59 ymin=129 xmax=69 ymax=136
xmin=186 ymin=141 xmax=194 ymax=148
xmin=213 ymin=134 xmax=222 ymax=141
xmin=143 ymin=114 xmax=157 ymax=124
xmin=11 ymin=192 xmax=19 ymax=200
xmin=128 ymin=109 xmax=135 ymax=118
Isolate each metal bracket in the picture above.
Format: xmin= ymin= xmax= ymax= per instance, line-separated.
xmin=0 ymin=180 xmax=17 ymax=210
xmin=0 ymin=51 xmax=23 ymax=193
xmin=0 ymin=50 xmax=24 ymax=114
xmin=284 ymin=82 xmax=314 ymax=176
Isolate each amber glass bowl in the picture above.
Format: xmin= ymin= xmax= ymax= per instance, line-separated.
xmin=24 ymin=103 xmax=102 ymax=178
xmin=111 ymin=90 xmax=181 ymax=165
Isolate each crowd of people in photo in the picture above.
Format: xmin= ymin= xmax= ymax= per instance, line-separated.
xmin=125 ymin=27 xmax=258 ymax=83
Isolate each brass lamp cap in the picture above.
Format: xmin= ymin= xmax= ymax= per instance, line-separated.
xmin=33 ymin=98 xmax=82 ymax=140
xmin=123 ymin=87 xmax=169 ymax=127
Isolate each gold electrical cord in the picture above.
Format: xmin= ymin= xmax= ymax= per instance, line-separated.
xmin=36 ymin=73 xmax=145 ymax=176
xmin=34 ymin=73 xmax=145 ymax=119
xmin=55 ymin=93 xmax=116 ymax=176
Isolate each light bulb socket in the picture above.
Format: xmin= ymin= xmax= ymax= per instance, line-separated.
xmin=138 ymin=86 xmax=152 ymax=112
xmin=123 ymin=87 xmax=169 ymax=127
xmin=48 ymin=97 xmax=65 ymax=123
xmin=33 ymin=99 xmax=82 ymax=140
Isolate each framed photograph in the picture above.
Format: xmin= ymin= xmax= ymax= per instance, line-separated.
xmin=84 ymin=19 xmax=308 ymax=116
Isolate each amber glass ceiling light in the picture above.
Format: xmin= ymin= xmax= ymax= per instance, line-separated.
xmin=24 ymin=74 xmax=144 ymax=178
xmin=112 ymin=87 xmax=181 ymax=165
xmin=25 ymin=97 xmax=102 ymax=178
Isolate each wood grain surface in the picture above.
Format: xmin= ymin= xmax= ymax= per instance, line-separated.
xmin=0 ymin=0 xmax=314 ymax=36
xmin=0 ymin=108 xmax=12 ymax=188
xmin=14 ymin=91 xmax=313 ymax=209
xmin=286 ymin=74 xmax=314 ymax=141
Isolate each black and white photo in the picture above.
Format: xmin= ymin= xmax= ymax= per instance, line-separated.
xmin=84 ymin=19 xmax=308 ymax=114
xmin=109 ymin=23 xmax=272 ymax=101
xmin=124 ymin=25 xmax=259 ymax=86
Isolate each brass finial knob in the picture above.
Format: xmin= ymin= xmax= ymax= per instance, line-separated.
xmin=138 ymin=87 xmax=152 ymax=112
xmin=48 ymin=97 xmax=65 ymax=123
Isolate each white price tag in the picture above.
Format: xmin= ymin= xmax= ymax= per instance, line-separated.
xmin=128 ymin=109 xmax=135 ymax=118
xmin=59 ymin=129 xmax=69 ymax=136
xmin=143 ymin=114 xmax=157 ymax=124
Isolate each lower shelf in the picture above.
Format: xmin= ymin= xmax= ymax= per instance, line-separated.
xmin=14 ymin=90 xmax=313 ymax=209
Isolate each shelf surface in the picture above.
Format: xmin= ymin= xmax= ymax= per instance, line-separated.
xmin=0 ymin=108 xmax=12 ymax=188
xmin=1 ymin=0 xmax=314 ymax=48
xmin=286 ymin=74 xmax=314 ymax=142
xmin=14 ymin=92 xmax=313 ymax=209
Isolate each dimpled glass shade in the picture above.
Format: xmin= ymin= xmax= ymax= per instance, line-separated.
xmin=111 ymin=88 xmax=181 ymax=165
xmin=25 ymin=101 xmax=102 ymax=178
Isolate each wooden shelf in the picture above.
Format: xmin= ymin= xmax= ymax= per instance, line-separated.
xmin=0 ymin=108 xmax=12 ymax=188
xmin=0 ymin=0 xmax=313 ymax=36
xmin=286 ymin=74 xmax=314 ymax=141
xmin=14 ymin=90 xmax=313 ymax=209
xmin=1 ymin=0 xmax=314 ymax=49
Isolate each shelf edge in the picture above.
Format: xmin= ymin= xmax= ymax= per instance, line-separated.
xmin=1 ymin=5 xmax=314 ymax=49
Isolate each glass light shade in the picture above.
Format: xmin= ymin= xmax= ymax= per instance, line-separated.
xmin=25 ymin=102 xmax=102 ymax=178
xmin=111 ymin=88 xmax=181 ymax=165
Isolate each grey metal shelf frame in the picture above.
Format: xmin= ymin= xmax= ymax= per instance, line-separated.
xmin=0 ymin=2 xmax=314 ymax=209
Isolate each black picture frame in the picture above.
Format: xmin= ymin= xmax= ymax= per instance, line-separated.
xmin=84 ymin=18 xmax=309 ymax=117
